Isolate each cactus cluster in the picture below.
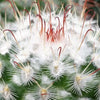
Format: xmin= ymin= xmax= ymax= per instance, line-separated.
xmin=0 ymin=0 xmax=100 ymax=100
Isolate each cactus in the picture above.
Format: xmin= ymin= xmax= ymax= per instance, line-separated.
xmin=0 ymin=0 xmax=100 ymax=100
